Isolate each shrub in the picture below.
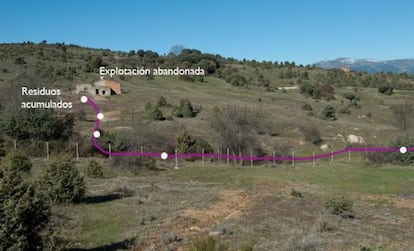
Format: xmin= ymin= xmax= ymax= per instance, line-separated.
xmin=319 ymin=105 xmax=337 ymax=121
xmin=378 ymin=85 xmax=394 ymax=95
xmin=157 ymin=96 xmax=167 ymax=107
xmin=39 ymin=157 xmax=85 ymax=204
xmin=85 ymin=160 xmax=103 ymax=178
xmin=14 ymin=57 xmax=26 ymax=65
xmin=290 ymin=189 xmax=303 ymax=198
xmin=144 ymin=103 xmax=165 ymax=120
xmin=0 ymin=151 xmax=32 ymax=173
xmin=301 ymin=103 xmax=313 ymax=111
xmin=390 ymin=136 xmax=414 ymax=165
xmin=190 ymin=237 xmax=227 ymax=251
xmin=325 ymin=195 xmax=354 ymax=218
xmin=300 ymin=125 xmax=322 ymax=145
xmin=339 ymin=107 xmax=351 ymax=114
xmin=172 ymin=98 xmax=198 ymax=118
xmin=176 ymin=131 xmax=214 ymax=160
xmin=0 ymin=154 xmax=50 ymax=250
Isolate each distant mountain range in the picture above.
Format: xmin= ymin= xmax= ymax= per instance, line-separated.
xmin=315 ymin=58 xmax=414 ymax=74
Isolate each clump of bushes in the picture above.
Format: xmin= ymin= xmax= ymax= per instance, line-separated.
xmin=325 ymin=195 xmax=354 ymax=218
xmin=85 ymin=160 xmax=103 ymax=178
xmin=39 ymin=157 xmax=85 ymax=204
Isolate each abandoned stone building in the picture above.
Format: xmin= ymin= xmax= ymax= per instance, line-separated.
xmin=75 ymin=79 xmax=122 ymax=96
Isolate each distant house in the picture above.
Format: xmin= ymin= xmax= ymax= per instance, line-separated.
xmin=75 ymin=79 xmax=122 ymax=96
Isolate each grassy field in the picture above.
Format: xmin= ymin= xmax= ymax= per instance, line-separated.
xmin=43 ymin=159 xmax=414 ymax=251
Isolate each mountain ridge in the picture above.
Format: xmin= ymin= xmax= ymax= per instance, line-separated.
xmin=315 ymin=57 xmax=414 ymax=74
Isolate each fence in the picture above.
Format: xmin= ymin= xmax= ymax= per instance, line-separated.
xmin=3 ymin=139 xmax=371 ymax=167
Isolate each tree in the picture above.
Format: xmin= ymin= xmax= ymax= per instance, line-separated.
xmin=172 ymin=99 xmax=198 ymax=118
xmin=144 ymin=103 xmax=165 ymax=121
xmin=39 ymin=157 xmax=85 ymax=204
xmin=0 ymin=153 xmax=50 ymax=250
xmin=1 ymin=108 xmax=74 ymax=141
xmin=210 ymin=106 xmax=265 ymax=157
xmin=170 ymin=44 xmax=185 ymax=56
xmin=157 ymin=96 xmax=167 ymax=107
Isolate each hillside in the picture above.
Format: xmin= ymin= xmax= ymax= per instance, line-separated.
xmin=1 ymin=42 xmax=414 ymax=250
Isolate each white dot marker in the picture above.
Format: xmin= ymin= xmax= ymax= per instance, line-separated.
xmin=80 ymin=96 xmax=88 ymax=103
xmin=161 ymin=152 xmax=168 ymax=160
xmin=97 ymin=113 xmax=104 ymax=120
xmin=93 ymin=130 xmax=101 ymax=138
xmin=400 ymin=146 xmax=407 ymax=154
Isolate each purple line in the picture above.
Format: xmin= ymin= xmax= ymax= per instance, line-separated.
xmin=84 ymin=97 xmax=412 ymax=162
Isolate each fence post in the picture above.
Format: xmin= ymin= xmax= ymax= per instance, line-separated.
xmin=272 ymin=150 xmax=276 ymax=167
xmin=313 ymin=151 xmax=315 ymax=166
xmin=218 ymin=145 xmax=220 ymax=163
xmin=109 ymin=143 xmax=111 ymax=159
xmin=76 ymin=141 xmax=79 ymax=161
xmin=250 ymin=151 xmax=253 ymax=167
xmin=175 ymin=149 xmax=178 ymax=168
xmin=348 ymin=150 xmax=351 ymax=163
xmin=227 ymin=148 xmax=230 ymax=166
xmin=46 ymin=142 xmax=49 ymax=160
xmin=331 ymin=151 xmax=334 ymax=164
xmin=202 ymin=148 xmax=205 ymax=166
xmin=292 ymin=149 xmax=295 ymax=167
xmin=140 ymin=145 xmax=143 ymax=154
xmin=239 ymin=151 xmax=243 ymax=166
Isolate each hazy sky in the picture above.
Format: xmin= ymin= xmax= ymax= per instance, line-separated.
xmin=1 ymin=0 xmax=413 ymax=64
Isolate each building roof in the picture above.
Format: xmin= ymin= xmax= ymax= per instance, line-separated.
xmin=94 ymin=79 xmax=121 ymax=94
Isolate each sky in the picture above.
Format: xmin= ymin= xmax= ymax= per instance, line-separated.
xmin=1 ymin=0 xmax=413 ymax=65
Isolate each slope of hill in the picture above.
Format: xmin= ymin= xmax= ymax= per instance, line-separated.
xmin=1 ymin=42 xmax=414 ymax=250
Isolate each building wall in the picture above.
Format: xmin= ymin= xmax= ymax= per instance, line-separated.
xmin=75 ymin=84 xmax=92 ymax=94
xmin=94 ymin=87 xmax=112 ymax=96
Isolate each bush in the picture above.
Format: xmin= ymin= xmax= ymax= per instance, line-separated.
xmin=339 ymin=107 xmax=351 ymax=114
xmin=0 ymin=153 xmax=50 ymax=250
xmin=319 ymin=105 xmax=337 ymax=121
xmin=172 ymin=98 xmax=198 ymax=118
xmin=85 ymin=160 xmax=103 ymax=178
xmin=378 ymin=85 xmax=394 ymax=95
xmin=14 ymin=57 xmax=26 ymax=65
xmin=325 ymin=195 xmax=354 ymax=218
xmin=290 ymin=189 xmax=303 ymax=198
xmin=39 ymin=157 xmax=85 ymax=204
xmin=300 ymin=125 xmax=322 ymax=145
xmin=157 ymin=96 xmax=167 ymax=107
xmin=176 ymin=131 xmax=214 ymax=160
xmin=190 ymin=236 xmax=227 ymax=251
xmin=390 ymin=136 xmax=414 ymax=165
xmin=0 ymin=151 xmax=32 ymax=173
xmin=301 ymin=103 xmax=313 ymax=111
xmin=144 ymin=103 xmax=165 ymax=120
